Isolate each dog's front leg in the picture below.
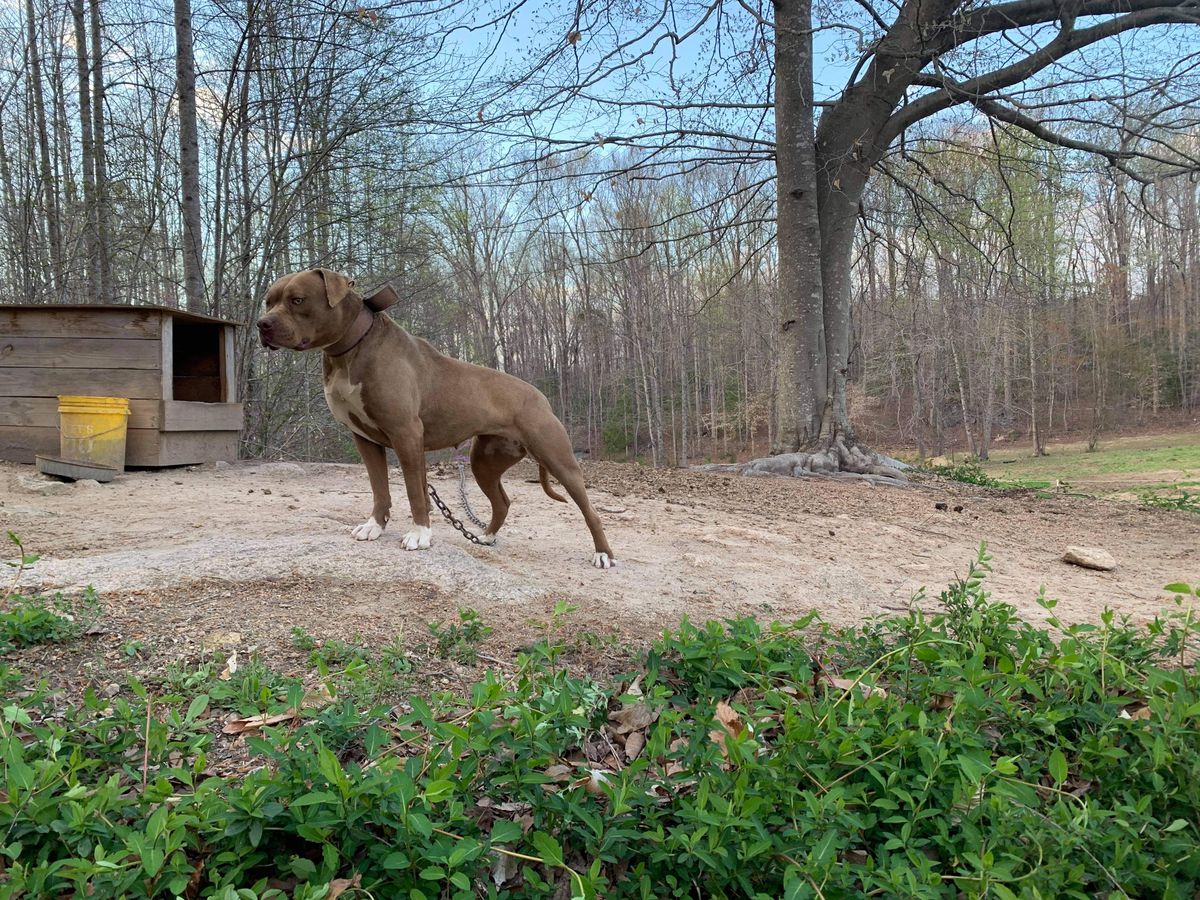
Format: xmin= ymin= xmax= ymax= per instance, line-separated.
xmin=351 ymin=434 xmax=390 ymax=541
xmin=393 ymin=427 xmax=432 ymax=550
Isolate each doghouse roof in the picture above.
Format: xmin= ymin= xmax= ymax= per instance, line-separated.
xmin=1 ymin=303 xmax=243 ymax=327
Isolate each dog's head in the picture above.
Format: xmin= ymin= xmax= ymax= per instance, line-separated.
xmin=257 ymin=269 xmax=399 ymax=352
xmin=256 ymin=269 xmax=357 ymax=352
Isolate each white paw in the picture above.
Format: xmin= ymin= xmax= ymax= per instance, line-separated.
xmin=401 ymin=525 xmax=432 ymax=550
xmin=479 ymin=532 xmax=498 ymax=546
xmin=592 ymin=552 xmax=614 ymax=569
xmin=351 ymin=517 xmax=384 ymax=541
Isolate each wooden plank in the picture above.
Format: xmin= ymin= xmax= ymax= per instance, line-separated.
xmin=155 ymin=431 xmax=240 ymax=466
xmin=0 ymin=425 xmax=58 ymax=462
xmin=0 ymin=307 xmax=161 ymax=339
xmin=0 ymin=426 xmax=162 ymax=465
xmin=0 ymin=336 xmax=160 ymax=369
xmin=0 ymin=366 xmax=163 ymax=399
xmin=160 ymin=314 xmax=173 ymax=401
xmin=0 ymin=426 xmax=236 ymax=467
xmin=0 ymin=397 xmax=160 ymax=429
xmin=221 ymin=325 xmax=237 ymax=402
xmin=160 ymin=401 xmax=243 ymax=432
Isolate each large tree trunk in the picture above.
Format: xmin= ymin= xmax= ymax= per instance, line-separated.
xmin=816 ymin=176 xmax=863 ymax=439
xmin=175 ymin=0 xmax=205 ymax=312
xmin=771 ymin=0 xmax=826 ymax=452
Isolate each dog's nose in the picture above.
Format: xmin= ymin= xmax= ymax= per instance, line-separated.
xmin=256 ymin=318 xmax=269 ymax=332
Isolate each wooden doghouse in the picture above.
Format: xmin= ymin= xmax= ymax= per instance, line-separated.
xmin=0 ymin=304 xmax=243 ymax=466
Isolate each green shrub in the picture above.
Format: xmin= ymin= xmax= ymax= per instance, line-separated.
xmin=429 ymin=607 xmax=492 ymax=663
xmin=2 ymin=548 xmax=1199 ymax=898
xmin=922 ymin=457 xmax=1003 ymax=488
xmin=1140 ymin=489 xmax=1200 ymax=514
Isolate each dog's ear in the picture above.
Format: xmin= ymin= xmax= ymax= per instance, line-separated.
xmin=313 ymin=268 xmax=355 ymax=307
xmin=363 ymin=284 xmax=400 ymax=312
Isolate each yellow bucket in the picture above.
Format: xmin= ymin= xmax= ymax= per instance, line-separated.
xmin=58 ymin=395 xmax=131 ymax=471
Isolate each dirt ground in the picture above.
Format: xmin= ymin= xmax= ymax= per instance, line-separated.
xmin=5 ymin=457 xmax=1198 ymax=661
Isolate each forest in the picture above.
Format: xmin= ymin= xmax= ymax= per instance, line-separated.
xmin=0 ymin=0 xmax=1197 ymax=468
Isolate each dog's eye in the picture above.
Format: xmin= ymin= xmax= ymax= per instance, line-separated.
xmin=291 ymin=297 xmax=304 ymax=306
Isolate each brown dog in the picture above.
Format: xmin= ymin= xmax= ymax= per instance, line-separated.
xmin=256 ymin=268 xmax=615 ymax=568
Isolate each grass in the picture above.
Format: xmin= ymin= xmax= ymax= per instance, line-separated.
xmin=981 ymin=431 xmax=1200 ymax=492
xmin=4 ymin=539 xmax=1200 ymax=898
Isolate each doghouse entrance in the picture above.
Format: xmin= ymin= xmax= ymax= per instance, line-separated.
xmin=172 ymin=321 xmax=225 ymax=402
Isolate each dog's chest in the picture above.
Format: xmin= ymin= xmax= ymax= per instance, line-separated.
xmin=323 ymin=368 xmax=377 ymax=437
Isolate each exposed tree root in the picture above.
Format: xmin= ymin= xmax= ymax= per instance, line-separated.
xmin=696 ymin=435 xmax=911 ymax=486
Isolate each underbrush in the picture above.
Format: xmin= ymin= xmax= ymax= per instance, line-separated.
xmin=1140 ymin=489 xmax=1200 ymax=515
xmin=2 ymin=543 xmax=1199 ymax=898
xmin=920 ymin=457 xmax=1005 ymax=488
xmin=1 ymin=532 xmax=98 ymax=652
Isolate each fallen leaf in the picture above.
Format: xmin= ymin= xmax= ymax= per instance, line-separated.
xmin=543 ymin=763 xmax=573 ymax=782
xmin=625 ymin=730 xmax=645 ymax=760
xmin=219 ymin=650 xmax=239 ymax=681
xmin=609 ymin=702 xmax=658 ymax=734
xmin=222 ymin=711 xmax=297 ymax=735
xmin=327 ymin=873 xmax=361 ymax=899
xmin=492 ymin=850 xmax=516 ymax=887
xmin=714 ymin=701 xmax=745 ymax=737
xmin=708 ymin=701 xmax=750 ymax=758
xmin=1119 ymin=702 xmax=1151 ymax=721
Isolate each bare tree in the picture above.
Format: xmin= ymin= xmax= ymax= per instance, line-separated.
xmin=174 ymin=0 xmax=204 ymax=311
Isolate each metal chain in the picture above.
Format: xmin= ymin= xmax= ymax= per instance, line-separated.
xmin=428 ymin=482 xmax=488 ymax=545
xmin=456 ymin=460 xmax=490 ymax=530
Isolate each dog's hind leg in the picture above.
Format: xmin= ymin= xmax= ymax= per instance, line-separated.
xmin=520 ymin=425 xmax=615 ymax=568
xmin=470 ymin=435 xmax=525 ymax=543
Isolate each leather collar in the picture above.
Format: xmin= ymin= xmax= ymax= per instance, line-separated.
xmin=324 ymin=306 xmax=376 ymax=357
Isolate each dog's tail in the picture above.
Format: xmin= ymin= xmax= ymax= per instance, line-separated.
xmin=539 ymin=465 xmax=568 ymax=503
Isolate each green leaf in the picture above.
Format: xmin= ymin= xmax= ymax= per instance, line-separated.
xmin=185 ymin=693 xmax=210 ymax=723
xmin=530 ymin=832 xmax=564 ymax=867
xmin=1164 ymin=819 xmax=1190 ymax=833
xmin=1048 ymin=749 xmax=1068 ymax=785
xmin=419 ymin=865 xmax=445 ymax=881
xmin=490 ymin=820 xmax=524 ymax=844
xmin=450 ymin=872 xmax=471 ymax=890
xmin=956 ymin=753 xmax=991 ymax=784
xmin=1164 ymin=583 xmax=1195 ymax=596
xmin=382 ymin=851 xmax=410 ymax=870
xmin=423 ymin=779 xmax=456 ymax=801
xmin=291 ymin=791 xmax=341 ymax=808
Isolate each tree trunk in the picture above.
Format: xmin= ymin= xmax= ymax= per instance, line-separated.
xmin=25 ymin=0 xmax=62 ymax=298
xmin=816 ymin=174 xmax=865 ymax=439
xmin=771 ymin=0 xmax=825 ymax=451
xmin=71 ymin=0 xmax=98 ymax=301
xmin=175 ymin=0 xmax=205 ymax=312
xmin=90 ymin=0 xmax=112 ymax=302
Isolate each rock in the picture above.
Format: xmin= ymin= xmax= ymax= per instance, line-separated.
xmin=1063 ymin=546 xmax=1116 ymax=571
xmin=73 ymin=479 xmax=101 ymax=490
xmin=201 ymin=631 xmax=243 ymax=651
xmin=17 ymin=474 xmax=70 ymax=496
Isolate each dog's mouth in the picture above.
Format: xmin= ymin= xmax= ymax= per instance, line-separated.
xmin=259 ymin=335 xmax=309 ymax=352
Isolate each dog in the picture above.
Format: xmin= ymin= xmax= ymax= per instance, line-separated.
xmin=256 ymin=268 xmax=615 ymax=568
